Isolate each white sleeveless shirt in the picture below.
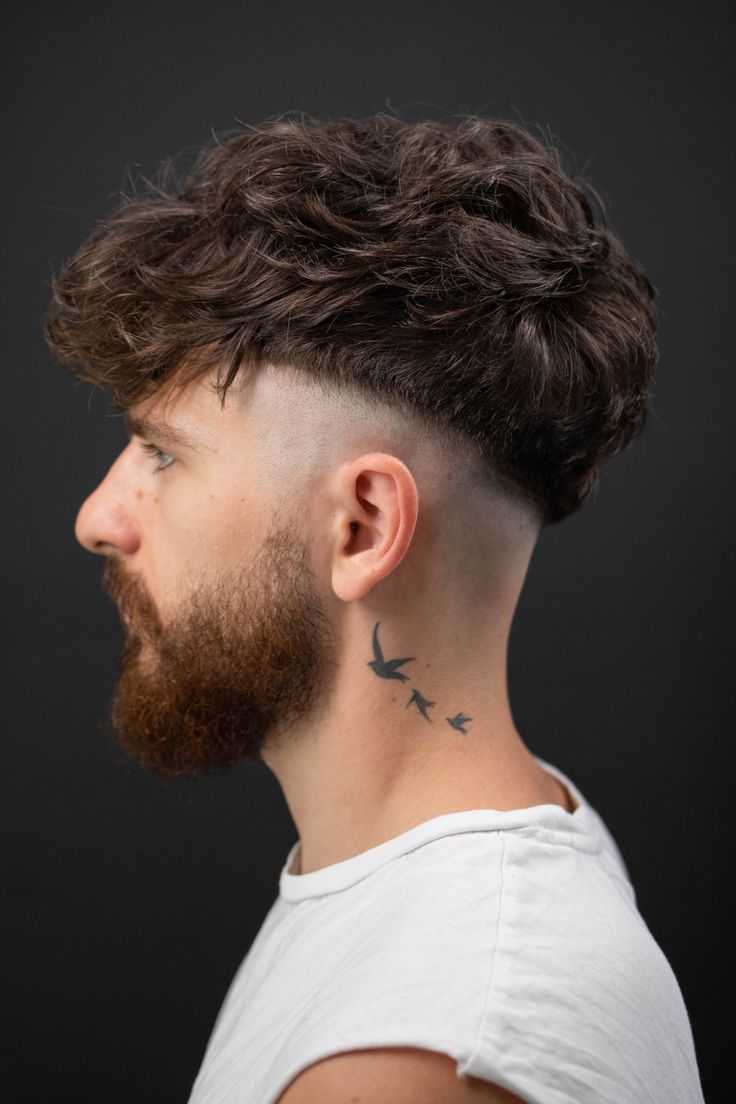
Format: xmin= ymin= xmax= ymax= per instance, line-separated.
xmin=187 ymin=757 xmax=704 ymax=1104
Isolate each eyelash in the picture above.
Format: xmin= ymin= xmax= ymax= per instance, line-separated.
xmin=140 ymin=441 xmax=175 ymax=472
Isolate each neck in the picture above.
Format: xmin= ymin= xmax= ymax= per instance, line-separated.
xmin=262 ymin=609 xmax=569 ymax=875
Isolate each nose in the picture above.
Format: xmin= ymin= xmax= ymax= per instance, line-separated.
xmin=74 ymin=445 xmax=141 ymax=557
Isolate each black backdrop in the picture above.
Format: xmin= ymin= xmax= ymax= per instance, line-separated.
xmin=3 ymin=2 xmax=732 ymax=1100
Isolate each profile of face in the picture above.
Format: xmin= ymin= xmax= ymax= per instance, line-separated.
xmin=75 ymin=368 xmax=339 ymax=777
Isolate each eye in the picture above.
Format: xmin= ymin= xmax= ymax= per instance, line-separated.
xmin=139 ymin=441 xmax=176 ymax=472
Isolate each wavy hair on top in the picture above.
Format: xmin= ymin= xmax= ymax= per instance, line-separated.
xmin=44 ymin=113 xmax=658 ymax=526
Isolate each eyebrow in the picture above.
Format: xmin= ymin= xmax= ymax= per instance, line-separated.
xmin=122 ymin=411 xmax=205 ymax=453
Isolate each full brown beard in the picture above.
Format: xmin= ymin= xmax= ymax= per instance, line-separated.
xmin=100 ymin=510 xmax=338 ymax=777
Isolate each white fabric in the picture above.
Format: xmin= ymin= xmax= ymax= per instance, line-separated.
xmin=187 ymin=756 xmax=704 ymax=1104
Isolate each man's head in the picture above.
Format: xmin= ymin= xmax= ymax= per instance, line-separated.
xmin=46 ymin=114 xmax=658 ymax=777
xmin=72 ymin=358 xmax=529 ymax=775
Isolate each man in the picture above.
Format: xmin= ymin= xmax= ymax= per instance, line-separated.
xmin=45 ymin=115 xmax=704 ymax=1102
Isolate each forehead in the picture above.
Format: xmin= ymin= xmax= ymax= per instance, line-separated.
xmin=122 ymin=371 xmax=232 ymax=453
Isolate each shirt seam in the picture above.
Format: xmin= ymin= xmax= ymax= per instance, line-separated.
xmin=457 ymin=829 xmax=507 ymax=1077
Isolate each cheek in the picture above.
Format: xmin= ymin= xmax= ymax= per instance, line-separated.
xmin=147 ymin=486 xmax=220 ymax=588
xmin=182 ymin=491 xmax=259 ymax=573
xmin=157 ymin=463 xmax=268 ymax=578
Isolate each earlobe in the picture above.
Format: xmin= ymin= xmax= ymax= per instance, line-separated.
xmin=330 ymin=454 xmax=419 ymax=604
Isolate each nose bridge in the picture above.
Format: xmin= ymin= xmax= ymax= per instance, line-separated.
xmin=75 ymin=442 xmax=141 ymax=555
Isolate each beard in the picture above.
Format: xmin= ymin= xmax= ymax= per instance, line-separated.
xmin=100 ymin=509 xmax=338 ymax=777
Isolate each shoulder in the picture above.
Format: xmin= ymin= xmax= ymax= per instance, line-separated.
xmin=275 ymin=1046 xmax=527 ymax=1103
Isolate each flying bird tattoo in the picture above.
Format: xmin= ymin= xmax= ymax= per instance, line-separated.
xmin=447 ymin=712 xmax=473 ymax=734
xmin=407 ymin=688 xmax=435 ymax=721
xmin=367 ymin=621 xmax=416 ymax=682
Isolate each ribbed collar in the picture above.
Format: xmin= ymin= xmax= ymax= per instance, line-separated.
xmin=279 ymin=756 xmax=602 ymax=902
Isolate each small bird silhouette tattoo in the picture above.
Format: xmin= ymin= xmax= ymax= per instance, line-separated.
xmin=407 ymin=688 xmax=435 ymax=721
xmin=447 ymin=712 xmax=473 ymax=734
xmin=367 ymin=622 xmax=416 ymax=682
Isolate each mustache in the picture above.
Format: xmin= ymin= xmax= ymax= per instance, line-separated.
xmin=102 ymin=556 xmax=133 ymax=606
xmin=102 ymin=557 xmax=158 ymax=630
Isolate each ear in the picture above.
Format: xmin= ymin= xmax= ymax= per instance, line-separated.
xmin=330 ymin=453 xmax=419 ymax=603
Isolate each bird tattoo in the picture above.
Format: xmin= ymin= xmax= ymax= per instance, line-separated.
xmin=447 ymin=712 xmax=473 ymax=734
xmin=407 ymin=688 xmax=435 ymax=721
xmin=367 ymin=622 xmax=416 ymax=682
xmin=367 ymin=622 xmax=472 ymax=736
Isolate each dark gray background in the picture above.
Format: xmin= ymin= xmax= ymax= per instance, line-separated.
xmin=3 ymin=1 xmax=731 ymax=1100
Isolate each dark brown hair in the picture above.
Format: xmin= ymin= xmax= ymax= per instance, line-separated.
xmin=44 ymin=113 xmax=658 ymax=525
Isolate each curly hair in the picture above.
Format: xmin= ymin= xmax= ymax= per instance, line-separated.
xmin=43 ymin=113 xmax=658 ymax=526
